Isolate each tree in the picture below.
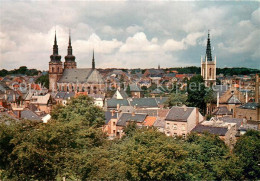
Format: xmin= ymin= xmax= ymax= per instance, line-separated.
xmin=234 ymin=130 xmax=260 ymax=180
xmin=187 ymin=75 xmax=207 ymax=114
xmin=126 ymin=84 xmax=131 ymax=97
xmin=164 ymin=92 xmax=187 ymax=107
xmin=35 ymin=73 xmax=49 ymax=89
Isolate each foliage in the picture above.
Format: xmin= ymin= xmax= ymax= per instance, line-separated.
xmin=0 ymin=66 xmax=39 ymax=77
xmin=164 ymin=92 xmax=187 ymax=107
xmin=0 ymin=96 xmax=258 ymax=180
xmin=35 ymin=73 xmax=49 ymax=89
xmin=126 ymin=84 xmax=131 ymax=96
xmin=234 ymin=130 xmax=260 ymax=180
xmin=186 ymin=75 xmax=207 ymax=114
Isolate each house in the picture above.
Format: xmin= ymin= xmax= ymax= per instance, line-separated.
xmin=112 ymin=89 xmax=129 ymax=99
xmin=129 ymin=83 xmax=143 ymax=98
xmin=30 ymin=93 xmax=52 ymax=113
xmin=55 ymin=92 xmax=75 ymax=105
xmin=165 ymin=105 xmax=204 ymax=137
xmin=212 ymin=106 xmax=233 ymax=118
xmin=88 ymin=94 xmax=105 ymax=107
xmin=103 ymin=110 xmax=119 ymax=139
xmin=116 ymin=112 xmax=147 ymax=138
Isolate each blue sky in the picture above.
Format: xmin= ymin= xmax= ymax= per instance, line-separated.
xmin=0 ymin=0 xmax=259 ymax=70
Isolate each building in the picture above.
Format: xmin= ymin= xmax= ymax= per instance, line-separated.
xmin=49 ymin=32 xmax=105 ymax=94
xmin=164 ymin=105 xmax=204 ymax=137
xmin=201 ymin=31 xmax=216 ymax=86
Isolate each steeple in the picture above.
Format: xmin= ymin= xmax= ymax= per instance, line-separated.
xmin=65 ymin=30 xmax=76 ymax=62
xmin=205 ymin=30 xmax=213 ymax=61
xmin=92 ymin=49 xmax=95 ymax=69
xmin=68 ymin=29 xmax=72 ymax=55
xmin=50 ymin=31 xmax=61 ymax=62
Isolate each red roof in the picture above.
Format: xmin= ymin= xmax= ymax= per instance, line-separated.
xmin=142 ymin=116 xmax=157 ymax=127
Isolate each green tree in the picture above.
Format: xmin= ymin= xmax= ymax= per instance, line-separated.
xmin=234 ymin=130 xmax=260 ymax=180
xmin=187 ymin=75 xmax=207 ymax=114
xmin=35 ymin=73 xmax=49 ymax=89
xmin=164 ymin=92 xmax=187 ymax=107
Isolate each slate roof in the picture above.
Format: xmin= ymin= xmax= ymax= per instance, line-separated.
xmin=0 ymin=82 xmax=11 ymax=92
xmin=130 ymin=98 xmax=158 ymax=108
xmin=55 ymin=92 xmax=75 ymax=100
xmin=129 ymin=83 xmax=142 ymax=92
xmin=191 ymin=125 xmax=228 ymax=136
xmin=147 ymin=69 xmax=165 ymax=75
xmin=151 ymin=88 xmax=164 ymax=94
xmin=105 ymin=111 xmax=118 ymax=124
xmin=212 ymin=106 xmax=232 ymax=115
xmin=119 ymin=106 xmax=134 ymax=113
xmin=117 ymin=113 xmax=147 ymax=126
xmin=165 ymin=106 xmax=194 ymax=122
xmin=112 ymin=89 xmax=129 ymax=99
xmin=58 ymin=69 xmax=104 ymax=84
xmin=238 ymin=102 xmax=259 ymax=110
xmin=136 ymin=109 xmax=158 ymax=116
xmin=212 ymin=85 xmax=229 ymax=97
xmin=107 ymin=98 xmax=130 ymax=108
xmin=219 ymin=117 xmax=243 ymax=128
xmin=153 ymin=118 xmax=166 ymax=128
xmin=155 ymin=97 xmax=168 ymax=105
xmin=13 ymin=109 xmax=42 ymax=121
xmin=227 ymin=95 xmax=241 ymax=104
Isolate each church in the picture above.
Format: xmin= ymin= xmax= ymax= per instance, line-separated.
xmin=49 ymin=32 xmax=105 ymax=94
xmin=201 ymin=31 xmax=216 ymax=86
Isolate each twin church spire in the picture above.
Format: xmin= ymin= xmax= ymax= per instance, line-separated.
xmin=50 ymin=30 xmax=95 ymax=69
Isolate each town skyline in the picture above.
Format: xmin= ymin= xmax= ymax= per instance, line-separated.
xmin=1 ymin=1 xmax=259 ymax=70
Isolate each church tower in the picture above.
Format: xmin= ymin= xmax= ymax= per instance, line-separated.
xmin=64 ymin=31 xmax=77 ymax=69
xmin=201 ymin=31 xmax=216 ymax=87
xmin=49 ymin=31 xmax=63 ymax=92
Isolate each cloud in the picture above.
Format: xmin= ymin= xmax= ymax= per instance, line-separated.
xmin=119 ymin=32 xmax=160 ymax=53
xmin=0 ymin=1 xmax=259 ymax=70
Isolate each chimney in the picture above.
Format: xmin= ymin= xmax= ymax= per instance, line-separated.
xmin=182 ymin=105 xmax=187 ymax=112
xmin=217 ymin=92 xmax=219 ymax=107
xmin=195 ymin=107 xmax=199 ymax=125
xmin=132 ymin=111 xmax=135 ymax=117
xmin=160 ymin=95 xmax=162 ymax=100
xmin=13 ymin=94 xmax=16 ymax=102
xmin=246 ymin=91 xmax=248 ymax=103
xmin=117 ymin=103 xmax=120 ymax=111
xmin=111 ymin=110 xmax=115 ymax=116
xmin=17 ymin=110 xmax=21 ymax=119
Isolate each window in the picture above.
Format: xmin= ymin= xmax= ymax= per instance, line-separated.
xmin=182 ymin=124 xmax=186 ymax=131
xmin=182 ymin=134 xmax=186 ymax=139
xmin=57 ymin=67 xmax=60 ymax=73
xmin=209 ymin=68 xmax=212 ymax=77
xmin=52 ymin=67 xmax=54 ymax=72
xmin=173 ymin=124 xmax=177 ymax=130
xmin=174 ymin=133 xmax=177 ymax=137
xmin=166 ymin=123 xmax=170 ymax=129
xmin=113 ymin=122 xmax=116 ymax=126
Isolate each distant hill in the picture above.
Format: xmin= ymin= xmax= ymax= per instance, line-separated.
xmin=165 ymin=66 xmax=260 ymax=76
xmin=0 ymin=66 xmax=40 ymax=77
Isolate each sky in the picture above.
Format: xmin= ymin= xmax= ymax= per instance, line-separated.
xmin=0 ymin=0 xmax=259 ymax=70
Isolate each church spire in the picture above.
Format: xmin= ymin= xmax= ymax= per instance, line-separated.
xmin=53 ymin=30 xmax=59 ymax=55
xmin=205 ymin=30 xmax=212 ymax=61
xmin=50 ymin=31 xmax=61 ymax=62
xmin=67 ymin=29 xmax=72 ymax=55
xmin=92 ymin=49 xmax=95 ymax=69
xmin=64 ymin=30 xmax=76 ymax=68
